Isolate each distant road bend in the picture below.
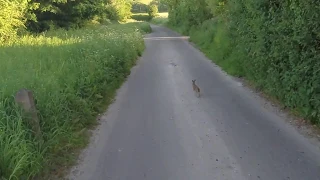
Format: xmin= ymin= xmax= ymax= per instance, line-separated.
xmin=68 ymin=25 xmax=320 ymax=180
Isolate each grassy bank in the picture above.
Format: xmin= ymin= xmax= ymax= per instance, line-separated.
xmin=0 ymin=22 xmax=151 ymax=179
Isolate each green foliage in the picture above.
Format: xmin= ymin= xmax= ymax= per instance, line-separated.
xmin=27 ymin=0 xmax=107 ymax=32
xmin=137 ymin=21 xmax=152 ymax=33
xmin=0 ymin=0 xmax=148 ymax=179
xmin=149 ymin=0 xmax=168 ymax=12
xmin=1 ymin=0 xmax=134 ymax=33
xmin=0 ymin=0 xmax=28 ymax=42
xmin=131 ymin=13 xmax=151 ymax=21
xmin=131 ymin=1 xmax=148 ymax=13
xmin=132 ymin=0 xmax=167 ymax=13
xmin=205 ymin=0 xmax=227 ymax=17
xmin=0 ymin=22 xmax=150 ymax=179
xmin=166 ymin=0 xmax=320 ymax=124
xmin=148 ymin=4 xmax=158 ymax=18
xmin=149 ymin=12 xmax=168 ymax=25
xmin=167 ymin=0 xmax=212 ymax=29
xmin=131 ymin=12 xmax=167 ymax=22
xmin=107 ymin=0 xmax=133 ymax=22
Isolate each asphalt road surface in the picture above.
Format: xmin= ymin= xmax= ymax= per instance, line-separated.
xmin=68 ymin=25 xmax=320 ymax=180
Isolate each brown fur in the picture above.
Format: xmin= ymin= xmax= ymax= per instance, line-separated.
xmin=192 ymin=79 xmax=201 ymax=97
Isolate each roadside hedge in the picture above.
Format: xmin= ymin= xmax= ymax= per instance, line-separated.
xmin=167 ymin=0 xmax=320 ymax=123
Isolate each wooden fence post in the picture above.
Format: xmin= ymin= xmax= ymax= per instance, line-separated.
xmin=15 ymin=89 xmax=42 ymax=141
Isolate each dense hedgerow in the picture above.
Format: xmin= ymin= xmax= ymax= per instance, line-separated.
xmin=0 ymin=22 xmax=150 ymax=179
xmin=166 ymin=0 xmax=320 ymax=123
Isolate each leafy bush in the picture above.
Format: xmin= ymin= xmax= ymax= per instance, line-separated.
xmin=0 ymin=22 xmax=150 ymax=179
xmin=106 ymin=0 xmax=132 ymax=22
xmin=0 ymin=0 xmax=134 ymax=33
xmin=148 ymin=4 xmax=158 ymax=19
xmin=0 ymin=0 xmax=28 ymax=42
xmin=26 ymin=0 xmax=108 ymax=32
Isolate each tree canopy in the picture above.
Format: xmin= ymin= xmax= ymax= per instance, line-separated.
xmin=0 ymin=0 xmax=134 ymax=40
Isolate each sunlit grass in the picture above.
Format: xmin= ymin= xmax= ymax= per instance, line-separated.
xmin=157 ymin=12 xmax=168 ymax=18
xmin=131 ymin=13 xmax=151 ymax=21
xmin=149 ymin=13 xmax=168 ymax=25
xmin=135 ymin=0 xmax=152 ymax=4
xmin=0 ymin=22 xmax=150 ymax=179
xmin=130 ymin=12 xmax=168 ymax=24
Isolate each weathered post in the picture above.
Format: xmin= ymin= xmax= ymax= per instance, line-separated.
xmin=14 ymin=89 xmax=42 ymax=140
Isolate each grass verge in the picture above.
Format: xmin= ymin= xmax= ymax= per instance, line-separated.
xmin=0 ymin=22 xmax=151 ymax=180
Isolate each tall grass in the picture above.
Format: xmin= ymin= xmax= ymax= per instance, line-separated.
xmin=188 ymin=20 xmax=240 ymax=76
xmin=0 ymin=22 xmax=150 ymax=179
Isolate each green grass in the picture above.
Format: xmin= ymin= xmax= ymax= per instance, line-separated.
xmin=0 ymin=22 xmax=151 ymax=179
xmin=156 ymin=12 xmax=168 ymax=18
xmin=187 ymin=20 xmax=240 ymax=76
xmin=150 ymin=13 xmax=168 ymax=25
xmin=150 ymin=17 xmax=168 ymax=25
xmin=131 ymin=13 xmax=151 ymax=22
xmin=131 ymin=12 xmax=168 ymax=25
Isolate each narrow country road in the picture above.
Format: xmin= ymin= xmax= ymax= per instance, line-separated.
xmin=68 ymin=25 xmax=320 ymax=180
